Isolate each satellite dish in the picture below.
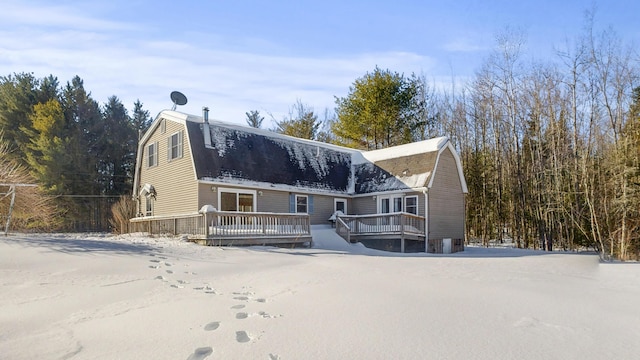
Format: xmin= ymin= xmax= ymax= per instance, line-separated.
xmin=170 ymin=91 xmax=188 ymax=110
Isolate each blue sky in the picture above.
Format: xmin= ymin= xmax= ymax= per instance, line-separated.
xmin=1 ymin=0 xmax=638 ymax=126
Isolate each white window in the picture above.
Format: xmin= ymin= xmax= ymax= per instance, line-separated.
xmin=296 ymin=195 xmax=308 ymax=213
xmin=379 ymin=195 xmax=403 ymax=213
xmin=218 ymin=188 xmax=256 ymax=212
xmin=145 ymin=198 xmax=153 ymax=216
xmin=160 ymin=119 xmax=166 ymax=134
xmin=147 ymin=142 xmax=157 ymax=167
xmin=334 ymin=198 xmax=347 ymax=214
xmin=168 ymin=131 xmax=183 ymax=161
xmin=405 ymin=196 xmax=418 ymax=215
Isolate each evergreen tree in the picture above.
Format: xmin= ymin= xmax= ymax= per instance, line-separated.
xmin=22 ymin=99 xmax=72 ymax=194
xmin=0 ymin=73 xmax=41 ymax=162
xmin=274 ymin=100 xmax=321 ymax=140
xmin=61 ymin=76 xmax=103 ymax=196
xmin=245 ymin=110 xmax=264 ymax=128
xmin=101 ymin=96 xmax=137 ymax=195
xmin=131 ymin=99 xmax=152 ymax=138
xmin=332 ymin=67 xmax=420 ymax=150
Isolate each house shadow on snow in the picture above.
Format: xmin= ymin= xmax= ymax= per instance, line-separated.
xmin=250 ymin=243 xmax=598 ymax=259
xmin=1 ymin=233 xmax=159 ymax=256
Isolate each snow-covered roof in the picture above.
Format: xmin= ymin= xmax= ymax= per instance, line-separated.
xmin=162 ymin=110 xmax=464 ymax=195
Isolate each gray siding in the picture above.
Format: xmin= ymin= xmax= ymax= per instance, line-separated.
xmin=198 ymin=183 xmax=218 ymax=209
xmin=427 ymin=147 xmax=465 ymax=240
xmin=197 ymin=187 xmax=341 ymax=225
xmin=352 ymin=196 xmax=377 ymax=215
xmin=139 ymin=119 xmax=198 ymax=216
xmin=257 ymin=190 xmax=289 ymax=213
xmin=404 ymin=191 xmax=425 ymax=217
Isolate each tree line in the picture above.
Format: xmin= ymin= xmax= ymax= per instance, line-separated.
xmin=0 ymin=74 xmax=152 ymax=230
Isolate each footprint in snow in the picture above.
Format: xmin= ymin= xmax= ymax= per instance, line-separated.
xmin=149 ymin=259 xmax=161 ymax=263
xmin=165 ymin=262 xmax=172 ymax=266
xmin=231 ymin=304 xmax=245 ymax=309
xmin=233 ymin=296 xmax=249 ymax=301
xmin=204 ymin=322 xmax=220 ymax=331
xmin=166 ymin=270 xmax=174 ymax=274
xmin=235 ymin=331 xmax=250 ymax=343
xmin=235 ymin=312 xmax=248 ymax=319
xmin=186 ymin=346 xmax=213 ymax=360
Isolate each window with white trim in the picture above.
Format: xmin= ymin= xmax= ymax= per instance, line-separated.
xmin=147 ymin=142 xmax=158 ymax=167
xmin=296 ymin=195 xmax=308 ymax=213
xmin=405 ymin=196 xmax=418 ymax=215
xmin=160 ymin=119 xmax=166 ymax=134
xmin=145 ymin=197 xmax=153 ymax=216
xmin=168 ymin=131 xmax=183 ymax=161
xmin=219 ymin=188 xmax=256 ymax=212
xmin=379 ymin=195 xmax=403 ymax=213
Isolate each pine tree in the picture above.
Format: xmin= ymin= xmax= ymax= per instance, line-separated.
xmin=332 ymin=67 xmax=420 ymax=150
xmin=274 ymin=100 xmax=321 ymax=140
xmin=245 ymin=110 xmax=264 ymax=128
xmin=101 ymin=96 xmax=137 ymax=195
xmin=131 ymin=99 xmax=152 ymax=138
xmin=22 ymin=99 xmax=72 ymax=194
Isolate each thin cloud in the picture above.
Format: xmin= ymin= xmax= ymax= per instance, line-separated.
xmin=1 ymin=1 xmax=137 ymax=32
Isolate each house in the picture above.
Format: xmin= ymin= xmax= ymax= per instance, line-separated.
xmin=131 ymin=109 xmax=468 ymax=253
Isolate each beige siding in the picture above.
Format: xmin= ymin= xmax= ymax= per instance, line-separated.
xmin=427 ymin=147 xmax=465 ymax=240
xmin=138 ymin=119 xmax=198 ymax=216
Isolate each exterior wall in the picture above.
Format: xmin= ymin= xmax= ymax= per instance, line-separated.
xmin=198 ymin=187 xmax=343 ymax=225
xmin=427 ymin=147 xmax=465 ymax=240
xmin=307 ymin=193 xmax=338 ymax=225
xmin=352 ymin=196 xmax=377 ymax=215
xmin=256 ymin=189 xmax=289 ymax=213
xmin=352 ymin=191 xmax=424 ymax=216
xmin=138 ymin=119 xmax=198 ymax=216
xmin=198 ymin=183 xmax=218 ymax=209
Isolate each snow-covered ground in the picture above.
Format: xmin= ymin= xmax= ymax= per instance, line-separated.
xmin=1 ymin=226 xmax=638 ymax=359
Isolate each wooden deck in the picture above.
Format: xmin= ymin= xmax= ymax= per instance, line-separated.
xmin=336 ymin=212 xmax=426 ymax=253
xmin=130 ymin=211 xmax=312 ymax=247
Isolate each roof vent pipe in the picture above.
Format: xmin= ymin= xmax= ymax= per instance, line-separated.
xmin=203 ymin=106 xmax=209 ymax=124
xmin=202 ymin=106 xmax=212 ymax=147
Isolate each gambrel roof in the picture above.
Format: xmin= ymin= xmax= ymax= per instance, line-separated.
xmin=134 ymin=110 xmax=468 ymax=196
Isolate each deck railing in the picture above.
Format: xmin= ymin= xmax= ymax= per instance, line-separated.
xmin=337 ymin=212 xmax=425 ymax=237
xmin=129 ymin=211 xmax=311 ymax=241
xmin=204 ymin=211 xmax=310 ymax=238
xmin=129 ymin=213 xmax=204 ymax=236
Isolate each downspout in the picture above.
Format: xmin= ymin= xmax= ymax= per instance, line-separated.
xmin=424 ymin=190 xmax=429 ymax=253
